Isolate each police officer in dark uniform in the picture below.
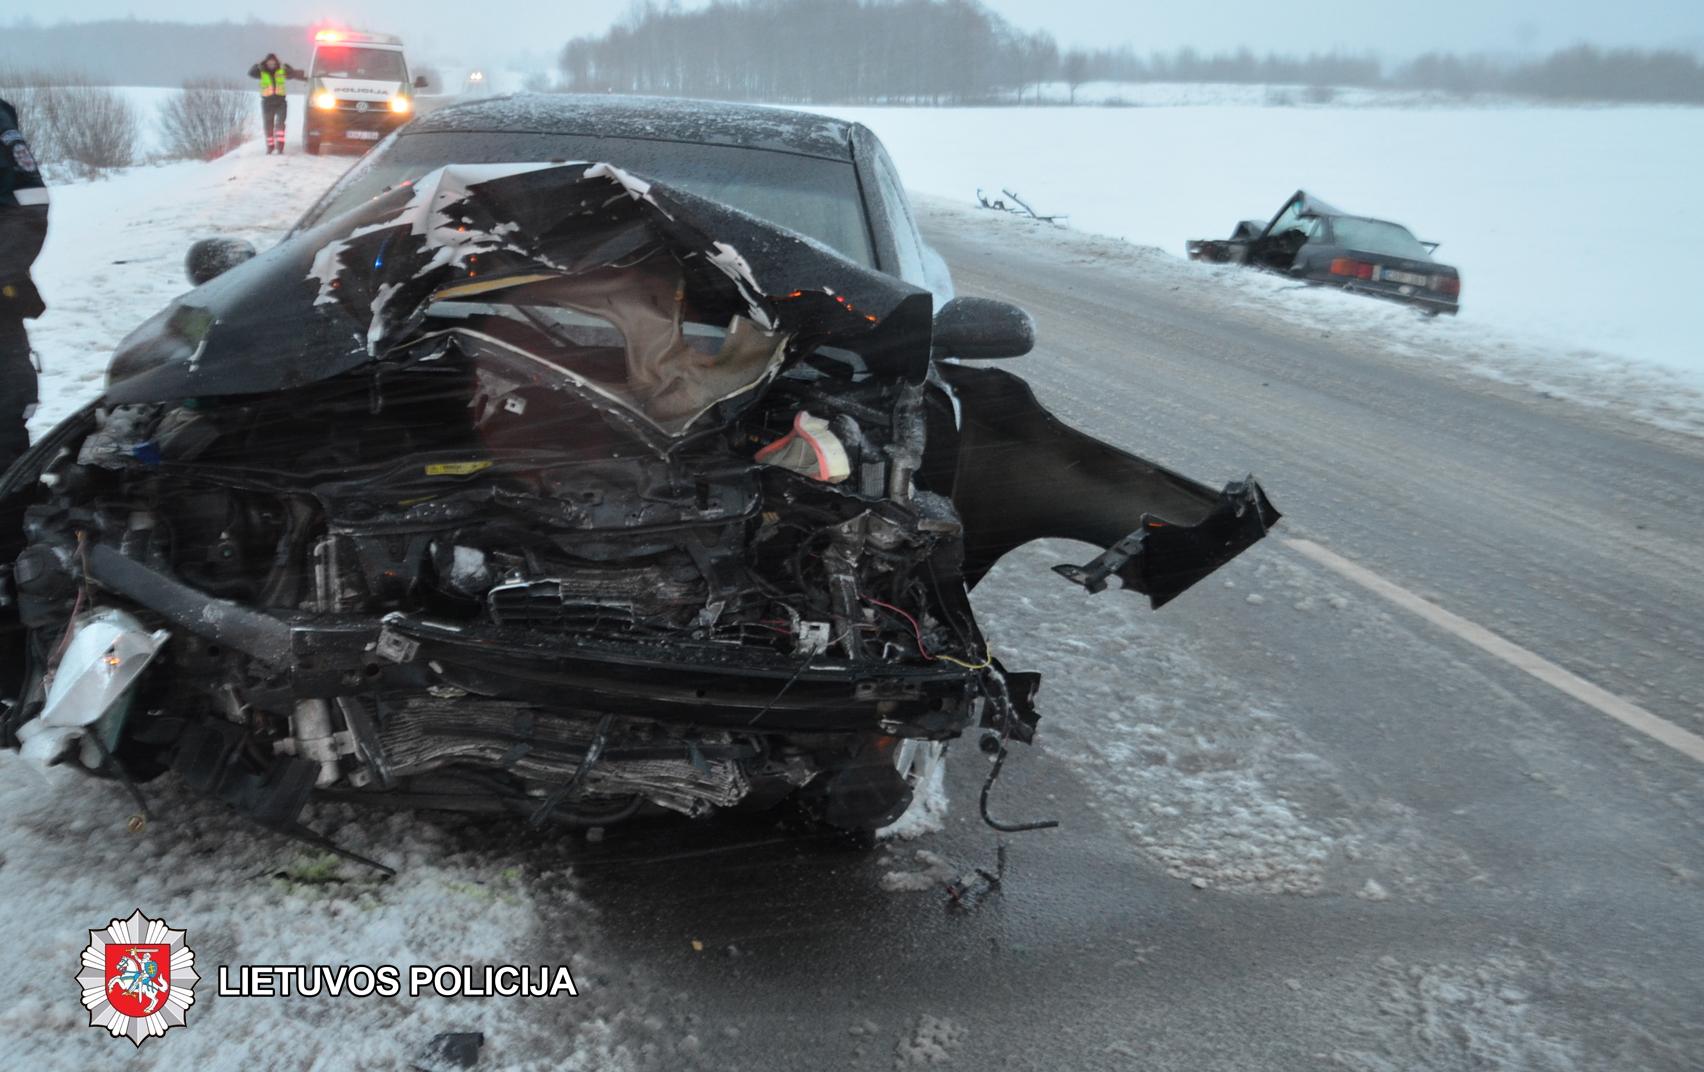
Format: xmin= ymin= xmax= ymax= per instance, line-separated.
xmin=0 ymin=97 xmax=47 ymax=473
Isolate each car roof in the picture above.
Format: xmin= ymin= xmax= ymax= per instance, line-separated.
xmin=1283 ymin=190 xmax=1418 ymax=233
xmin=407 ymin=94 xmax=857 ymax=163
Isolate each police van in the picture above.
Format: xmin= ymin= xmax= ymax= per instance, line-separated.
xmin=304 ymin=30 xmax=427 ymax=155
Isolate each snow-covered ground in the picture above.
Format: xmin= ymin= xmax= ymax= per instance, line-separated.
xmin=1007 ymin=80 xmax=1556 ymax=109
xmin=912 ymin=195 xmax=1704 ymax=439
xmin=816 ymin=102 xmax=1704 ymax=386
xmin=26 ymin=98 xmax=336 ymax=436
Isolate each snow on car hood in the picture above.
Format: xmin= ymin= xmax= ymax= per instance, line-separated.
xmin=104 ymin=162 xmax=934 ymax=420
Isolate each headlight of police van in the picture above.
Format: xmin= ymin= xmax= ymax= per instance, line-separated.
xmin=314 ymin=93 xmax=336 ymax=109
xmin=390 ymin=97 xmax=411 ymax=114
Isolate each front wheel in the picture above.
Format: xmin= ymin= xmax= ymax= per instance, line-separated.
xmin=305 ymin=134 xmax=321 ymax=156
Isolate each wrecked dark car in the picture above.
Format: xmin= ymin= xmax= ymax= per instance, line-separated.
xmin=1189 ymin=190 xmax=1461 ymax=314
xmin=0 ymin=101 xmax=1278 ymax=868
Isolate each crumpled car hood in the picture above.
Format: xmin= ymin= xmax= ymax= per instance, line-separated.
xmin=105 ymin=162 xmax=934 ymax=409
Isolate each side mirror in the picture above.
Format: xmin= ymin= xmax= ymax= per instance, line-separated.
xmin=185 ymin=238 xmax=256 ymax=287
xmin=932 ymin=297 xmax=1035 ymax=360
xmin=415 ymin=75 xmax=430 ymax=89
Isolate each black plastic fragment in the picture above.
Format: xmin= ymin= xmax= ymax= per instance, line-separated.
xmin=172 ymin=717 xmax=396 ymax=876
xmin=173 ymin=718 xmax=317 ymax=828
xmin=413 ymin=1031 xmax=485 ymax=1072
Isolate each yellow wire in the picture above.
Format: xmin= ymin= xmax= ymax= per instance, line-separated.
xmin=932 ymin=646 xmax=992 ymax=670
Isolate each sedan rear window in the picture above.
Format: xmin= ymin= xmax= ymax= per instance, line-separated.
xmin=300 ymin=131 xmax=875 ymax=268
xmin=1327 ymin=217 xmax=1433 ymax=262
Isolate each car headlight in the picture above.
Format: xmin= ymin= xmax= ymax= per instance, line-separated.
xmin=314 ymin=93 xmax=336 ymax=110
xmin=390 ymin=97 xmax=411 ymax=114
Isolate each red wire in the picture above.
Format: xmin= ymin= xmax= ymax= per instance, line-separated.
xmin=861 ymin=596 xmax=933 ymax=660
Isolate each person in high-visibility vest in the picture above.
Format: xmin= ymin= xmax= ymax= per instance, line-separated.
xmin=247 ymin=54 xmax=306 ymax=155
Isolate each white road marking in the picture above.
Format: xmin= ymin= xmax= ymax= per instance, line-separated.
xmin=1284 ymin=538 xmax=1704 ymax=766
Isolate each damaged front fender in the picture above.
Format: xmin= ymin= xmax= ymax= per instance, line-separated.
xmin=940 ymin=364 xmax=1279 ymax=606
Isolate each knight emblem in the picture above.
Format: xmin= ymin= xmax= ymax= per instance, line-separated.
xmin=105 ymin=944 xmax=172 ymax=1016
xmin=76 ymin=910 xmax=198 ymax=1046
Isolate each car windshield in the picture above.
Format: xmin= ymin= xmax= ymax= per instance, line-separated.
xmin=312 ymin=47 xmax=406 ymax=81
xmin=1328 ymin=216 xmax=1433 ymax=261
xmin=298 ymin=131 xmax=876 ymax=268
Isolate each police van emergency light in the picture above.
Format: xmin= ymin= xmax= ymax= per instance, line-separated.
xmin=313 ymin=29 xmax=404 ymax=45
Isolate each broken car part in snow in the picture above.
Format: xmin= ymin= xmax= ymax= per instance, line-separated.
xmin=0 ymin=161 xmax=1277 ymax=867
xmin=413 ymin=1031 xmax=485 ymax=1072
xmin=1188 ymin=190 xmax=1461 ymax=315
xmin=975 ymin=189 xmax=1066 ymax=225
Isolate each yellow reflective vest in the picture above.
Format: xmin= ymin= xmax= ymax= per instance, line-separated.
xmin=259 ymin=68 xmax=288 ymax=96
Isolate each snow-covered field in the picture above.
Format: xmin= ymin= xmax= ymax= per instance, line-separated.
xmin=817 ymin=102 xmax=1704 ymax=386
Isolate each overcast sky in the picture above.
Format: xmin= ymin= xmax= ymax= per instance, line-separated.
xmin=4 ymin=0 xmax=1700 ymax=72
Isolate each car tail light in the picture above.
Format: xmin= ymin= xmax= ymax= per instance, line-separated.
xmin=1433 ymin=276 xmax=1461 ymax=296
xmin=1330 ymin=258 xmax=1376 ymax=280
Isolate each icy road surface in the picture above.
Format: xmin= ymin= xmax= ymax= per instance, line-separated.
xmin=6 ymin=133 xmax=1704 ymax=1071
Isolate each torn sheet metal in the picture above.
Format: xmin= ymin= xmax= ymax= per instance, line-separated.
xmin=106 ymin=162 xmax=934 ymax=408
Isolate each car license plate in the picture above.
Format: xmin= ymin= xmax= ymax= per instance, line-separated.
xmin=1381 ymin=268 xmax=1428 ymax=286
xmin=345 ymin=130 xmax=380 ymax=141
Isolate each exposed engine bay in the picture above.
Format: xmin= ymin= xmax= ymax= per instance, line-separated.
xmin=0 ymin=163 xmax=1278 ymax=869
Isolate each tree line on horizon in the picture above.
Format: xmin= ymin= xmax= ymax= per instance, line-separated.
xmin=558 ymin=0 xmax=1704 ymax=105
xmin=2 ymin=8 xmax=1700 ymax=106
xmin=558 ymin=0 xmax=1059 ymax=104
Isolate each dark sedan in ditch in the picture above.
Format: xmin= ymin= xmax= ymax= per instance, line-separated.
xmin=1189 ymin=190 xmax=1461 ymax=314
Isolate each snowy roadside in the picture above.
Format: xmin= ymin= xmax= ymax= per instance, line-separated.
xmin=914 ymin=195 xmax=1704 ymax=441
xmin=26 ymin=105 xmax=344 ymax=437
xmin=819 ymin=102 xmax=1704 ymax=394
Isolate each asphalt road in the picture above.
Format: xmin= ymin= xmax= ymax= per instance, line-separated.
xmin=526 ymin=208 xmax=1704 ymax=1072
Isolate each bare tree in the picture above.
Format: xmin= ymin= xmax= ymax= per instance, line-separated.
xmin=0 ymin=71 xmax=61 ymax=162
xmin=0 ymin=71 xmax=138 ymax=173
xmin=157 ymin=77 xmax=254 ymax=160
xmin=1062 ymin=49 xmax=1089 ymax=104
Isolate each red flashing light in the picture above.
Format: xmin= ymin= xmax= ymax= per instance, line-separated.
xmin=315 ymin=30 xmax=342 ymax=42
